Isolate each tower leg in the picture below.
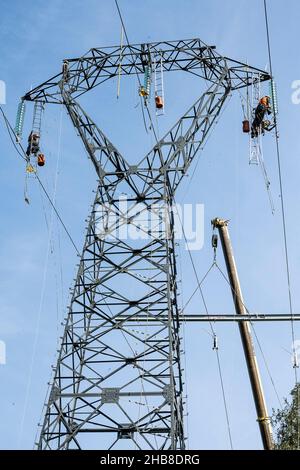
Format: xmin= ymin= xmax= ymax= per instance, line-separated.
xmin=38 ymin=181 xmax=185 ymax=450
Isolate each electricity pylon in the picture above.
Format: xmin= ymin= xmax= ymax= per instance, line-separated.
xmin=23 ymin=38 xmax=270 ymax=450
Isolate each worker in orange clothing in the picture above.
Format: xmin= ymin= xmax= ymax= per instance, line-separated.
xmin=251 ymin=96 xmax=273 ymax=138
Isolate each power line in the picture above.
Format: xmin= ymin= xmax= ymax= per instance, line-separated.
xmin=263 ymin=1 xmax=294 ymax=321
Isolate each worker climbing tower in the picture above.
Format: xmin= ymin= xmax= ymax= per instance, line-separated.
xmin=22 ymin=38 xmax=270 ymax=450
xmin=246 ymin=76 xmax=275 ymax=213
xmin=25 ymin=101 xmax=45 ymax=167
xmin=250 ymin=74 xmax=262 ymax=165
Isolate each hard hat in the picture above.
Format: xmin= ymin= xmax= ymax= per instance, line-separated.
xmin=260 ymin=96 xmax=270 ymax=105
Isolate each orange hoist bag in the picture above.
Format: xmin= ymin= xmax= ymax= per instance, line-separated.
xmin=242 ymin=120 xmax=250 ymax=133
xmin=155 ymin=96 xmax=164 ymax=109
xmin=37 ymin=154 xmax=45 ymax=166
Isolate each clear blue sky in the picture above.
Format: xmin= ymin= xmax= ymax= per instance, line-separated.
xmin=1 ymin=0 xmax=300 ymax=450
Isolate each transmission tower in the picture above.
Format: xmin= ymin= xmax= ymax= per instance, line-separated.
xmin=23 ymin=38 xmax=270 ymax=450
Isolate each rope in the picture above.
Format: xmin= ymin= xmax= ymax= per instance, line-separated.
xmin=263 ymin=0 xmax=299 ymax=447
xmin=256 ymin=141 xmax=275 ymax=214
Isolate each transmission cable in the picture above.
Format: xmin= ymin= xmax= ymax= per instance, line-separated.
xmin=263 ymin=0 xmax=296 ymax=350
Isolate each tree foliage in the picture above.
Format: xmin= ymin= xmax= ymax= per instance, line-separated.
xmin=271 ymin=383 xmax=300 ymax=450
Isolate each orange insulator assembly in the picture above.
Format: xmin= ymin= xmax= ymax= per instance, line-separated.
xmin=155 ymin=95 xmax=164 ymax=109
xmin=242 ymin=120 xmax=250 ymax=133
xmin=37 ymin=153 xmax=45 ymax=167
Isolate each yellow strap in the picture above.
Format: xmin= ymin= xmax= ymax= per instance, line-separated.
xmin=26 ymin=163 xmax=36 ymax=173
xmin=257 ymin=416 xmax=270 ymax=422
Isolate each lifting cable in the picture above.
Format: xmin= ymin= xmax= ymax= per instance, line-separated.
xmin=263 ymin=0 xmax=299 ymax=444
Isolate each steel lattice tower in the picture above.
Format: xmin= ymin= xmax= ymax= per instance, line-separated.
xmin=23 ymin=39 xmax=270 ymax=450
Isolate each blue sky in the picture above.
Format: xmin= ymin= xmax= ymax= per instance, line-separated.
xmin=1 ymin=0 xmax=300 ymax=450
